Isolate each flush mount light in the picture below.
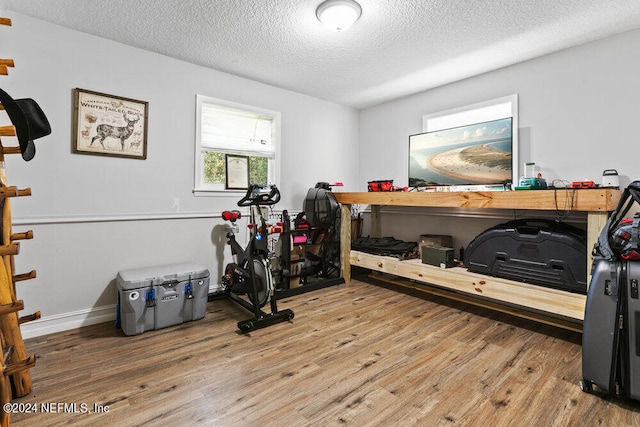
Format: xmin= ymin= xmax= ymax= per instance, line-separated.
xmin=316 ymin=0 xmax=362 ymax=32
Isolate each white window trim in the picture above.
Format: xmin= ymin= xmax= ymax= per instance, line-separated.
xmin=194 ymin=95 xmax=281 ymax=196
xmin=422 ymin=94 xmax=519 ymax=185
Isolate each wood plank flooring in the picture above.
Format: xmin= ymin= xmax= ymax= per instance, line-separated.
xmin=9 ymin=274 xmax=640 ymax=426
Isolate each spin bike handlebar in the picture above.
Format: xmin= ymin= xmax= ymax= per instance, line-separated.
xmin=236 ymin=184 xmax=281 ymax=207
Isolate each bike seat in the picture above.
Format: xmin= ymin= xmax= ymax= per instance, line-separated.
xmin=222 ymin=210 xmax=242 ymax=222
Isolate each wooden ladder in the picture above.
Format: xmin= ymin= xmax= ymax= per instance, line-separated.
xmin=0 ymin=17 xmax=40 ymax=427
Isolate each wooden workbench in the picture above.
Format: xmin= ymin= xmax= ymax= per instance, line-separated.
xmin=334 ymin=189 xmax=620 ymax=331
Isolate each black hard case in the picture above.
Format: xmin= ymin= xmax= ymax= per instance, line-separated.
xmin=464 ymin=219 xmax=587 ymax=293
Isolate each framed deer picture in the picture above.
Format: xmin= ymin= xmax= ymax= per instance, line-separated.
xmin=73 ymin=88 xmax=149 ymax=159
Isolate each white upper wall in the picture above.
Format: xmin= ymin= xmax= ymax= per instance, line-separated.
xmin=0 ymin=12 xmax=359 ymax=221
xmin=0 ymin=12 xmax=359 ymax=337
xmin=358 ymin=27 xmax=640 ymax=190
xmin=3 ymin=10 xmax=640 ymax=337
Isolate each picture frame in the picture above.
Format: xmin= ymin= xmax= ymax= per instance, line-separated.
xmin=73 ymin=88 xmax=149 ymax=159
xmin=225 ymin=154 xmax=250 ymax=190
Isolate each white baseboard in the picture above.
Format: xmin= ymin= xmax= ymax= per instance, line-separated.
xmin=20 ymin=305 xmax=117 ymax=340
xmin=20 ymin=285 xmax=222 ymax=339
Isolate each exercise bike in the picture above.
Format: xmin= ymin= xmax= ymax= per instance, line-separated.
xmin=219 ymin=184 xmax=294 ymax=333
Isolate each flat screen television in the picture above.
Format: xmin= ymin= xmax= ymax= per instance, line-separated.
xmin=409 ymin=117 xmax=514 ymax=188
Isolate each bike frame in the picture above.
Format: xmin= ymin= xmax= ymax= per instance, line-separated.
xmin=220 ymin=185 xmax=293 ymax=333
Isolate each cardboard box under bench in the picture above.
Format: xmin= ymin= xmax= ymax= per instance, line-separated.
xmin=419 ymin=234 xmax=453 ymax=248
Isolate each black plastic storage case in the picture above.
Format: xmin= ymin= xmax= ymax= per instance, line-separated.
xmin=464 ymin=219 xmax=587 ymax=293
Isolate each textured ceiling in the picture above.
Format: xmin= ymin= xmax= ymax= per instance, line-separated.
xmin=2 ymin=0 xmax=640 ymax=109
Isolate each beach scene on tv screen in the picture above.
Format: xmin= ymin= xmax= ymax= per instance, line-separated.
xmin=409 ymin=118 xmax=512 ymax=186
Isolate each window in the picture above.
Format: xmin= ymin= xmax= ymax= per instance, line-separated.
xmin=195 ymin=95 xmax=280 ymax=194
xmin=422 ymin=94 xmax=519 ymax=182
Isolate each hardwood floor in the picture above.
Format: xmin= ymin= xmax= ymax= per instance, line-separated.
xmin=9 ymin=274 xmax=640 ymax=426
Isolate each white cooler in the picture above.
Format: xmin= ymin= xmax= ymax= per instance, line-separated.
xmin=116 ymin=262 xmax=210 ymax=336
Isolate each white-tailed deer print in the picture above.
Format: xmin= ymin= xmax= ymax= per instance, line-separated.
xmin=90 ymin=112 xmax=140 ymax=151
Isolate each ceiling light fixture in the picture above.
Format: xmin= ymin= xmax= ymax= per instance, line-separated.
xmin=316 ymin=0 xmax=362 ymax=32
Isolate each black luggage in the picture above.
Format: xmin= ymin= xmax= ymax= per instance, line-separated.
xmin=621 ymin=262 xmax=640 ymax=400
xmin=464 ymin=219 xmax=587 ymax=293
xmin=581 ymin=259 xmax=623 ymax=394
xmin=582 ymin=259 xmax=640 ymax=400
xmin=581 ymin=181 xmax=640 ymax=400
